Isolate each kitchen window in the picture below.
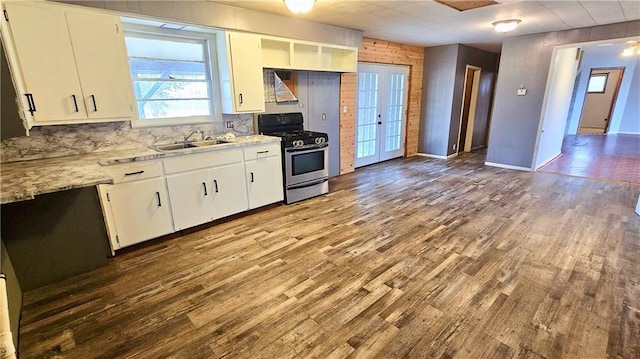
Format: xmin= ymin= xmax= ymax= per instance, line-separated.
xmin=123 ymin=24 xmax=221 ymax=126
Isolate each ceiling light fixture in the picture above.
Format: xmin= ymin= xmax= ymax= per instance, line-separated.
xmin=492 ymin=19 xmax=521 ymax=33
xmin=622 ymin=41 xmax=640 ymax=56
xmin=284 ymin=0 xmax=316 ymax=14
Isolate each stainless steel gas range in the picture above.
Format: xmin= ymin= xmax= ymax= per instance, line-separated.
xmin=257 ymin=113 xmax=329 ymax=204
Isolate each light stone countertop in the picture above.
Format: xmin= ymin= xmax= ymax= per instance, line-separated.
xmin=0 ymin=135 xmax=280 ymax=204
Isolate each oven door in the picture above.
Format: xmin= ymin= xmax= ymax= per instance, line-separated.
xmin=284 ymin=144 xmax=329 ymax=186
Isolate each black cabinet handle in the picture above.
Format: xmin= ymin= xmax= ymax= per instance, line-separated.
xmin=257 ymin=150 xmax=269 ymax=154
xmin=250 ymin=172 xmax=254 ymax=183
xmin=91 ymin=94 xmax=97 ymax=111
xmin=156 ymin=191 xmax=162 ymax=207
xmin=72 ymin=95 xmax=79 ymax=112
xmin=239 ymin=93 xmax=243 ymax=105
xmin=24 ymin=93 xmax=36 ymax=115
xmin=213 ymin=179 xmax=219 ymax=193
xmin=202 ymin=182 xmax=208 ymax=196
xmin=124 ymin=170 xmax=144 ymax=176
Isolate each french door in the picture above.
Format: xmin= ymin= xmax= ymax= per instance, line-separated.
xmin=355 ymin=63 xmax=409 ymax=168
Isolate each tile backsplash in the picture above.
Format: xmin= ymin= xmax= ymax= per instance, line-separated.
xmin=0 ymin=114 xmax=254 ymax=163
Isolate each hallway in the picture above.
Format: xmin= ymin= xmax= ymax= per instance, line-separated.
xmin=539 ymin=134 xmax=640 ymax=184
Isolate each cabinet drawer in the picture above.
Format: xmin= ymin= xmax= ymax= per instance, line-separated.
xmin=164 ymin=149 xmax=243 ymax=174
xmin=103 ymin=161 xmax=163 ymax=184
xmin=243 ymin=144 xmax=281 ymax=161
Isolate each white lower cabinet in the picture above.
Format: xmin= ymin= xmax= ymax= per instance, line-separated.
xmin=98 ymin=177 xmax=174 ymax=252
xmin=244 ymin=144 xmax=284 ymax=209
xmin=166 ymin=169 xmax=213 ymax=231
xmin=99 ymin=141 xmax=283 ymax=253
xmin=210 ymin=163 xmax=249 ymax=219
xmin=164 ymin=149 xmax=250 ymax=231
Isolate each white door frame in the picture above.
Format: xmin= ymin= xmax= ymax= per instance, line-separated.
xmin=456 ymin=65 xmax=481 ymax=154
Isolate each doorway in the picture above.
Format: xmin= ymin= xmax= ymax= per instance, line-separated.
xmin=578 ymin=67 xmax=624 ymax=134
xmin=355 ymin=63 xmax=409 ymax=168
xmin=457 ymin=65 xmax=481 ymax=153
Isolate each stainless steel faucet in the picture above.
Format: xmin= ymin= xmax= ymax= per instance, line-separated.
xmin=183 ymin=130 xmax=203 ymax=143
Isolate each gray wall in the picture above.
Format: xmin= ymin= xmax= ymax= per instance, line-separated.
xmin=418 ymin=44 xmax=498 ymax=157
xmin=1 ymin=42 xmax=25 ymax=139
xmin=450 ymin=45 xmax=499 ymax=154
xmin=486 ymin=20 xmax=640 ymax=169
xmin=419 ymin=45 xmax=458 ymax=156
xmin=1 ymin=187 xmax=111 ymax=291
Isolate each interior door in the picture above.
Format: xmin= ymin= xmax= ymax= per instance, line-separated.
xmin=355 ymin=63 xmax=409 ymax=168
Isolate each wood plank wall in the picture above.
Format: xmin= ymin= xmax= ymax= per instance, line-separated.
xmin=339 ymin=37 xmax=425 ymax=174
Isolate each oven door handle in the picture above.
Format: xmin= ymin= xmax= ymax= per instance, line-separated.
xmin=285 ymin=143 xmax=328 ymax=153
xmin=287 ymin=178 xmax=329 ymax=190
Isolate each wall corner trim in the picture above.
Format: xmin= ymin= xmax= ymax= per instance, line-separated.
xmin=484 ymin=161 xmax=532 ymax=172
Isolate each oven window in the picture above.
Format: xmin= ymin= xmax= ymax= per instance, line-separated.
xmin=292 ymin=151 xmax=325 ymax=175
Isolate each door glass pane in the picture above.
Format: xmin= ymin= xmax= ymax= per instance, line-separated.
xmin=356 ymin=72 xmax=379 ymax=159
xmin=385 ymin=73 xmax=405 ymax=152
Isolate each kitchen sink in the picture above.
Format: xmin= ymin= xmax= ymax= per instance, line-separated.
xmin=192 ymin=139 xmax=230 ymax=147
xmin=154 ymin=139 xmax=230 ymax=152
xmin=154 ymin=143 xmax=198 ymax=151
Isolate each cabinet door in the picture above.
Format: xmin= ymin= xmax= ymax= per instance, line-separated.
xmin=245 ymin=156 xmax=284 ymax=209
xmin=228 ymin=32 xmax=265 ymax=112
xmin=210 ymin=163 xmax=249 ymax=219
xmin=104 ymin=178 xmax=173 ymax=249
xmin=166 ymin=170 xmax=214 ymax=231
xmin=66 ymin=11 xmax=133 ymax=120
xmin=4 ymin=3 xmax=86 ymax=122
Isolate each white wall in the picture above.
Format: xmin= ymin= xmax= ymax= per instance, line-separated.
xmin=566 ymin=49 xmax=638 ymax=134
xmin=535 ymin=47 xmax=579 ymax=169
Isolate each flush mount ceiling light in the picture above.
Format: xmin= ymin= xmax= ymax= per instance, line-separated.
xmin=284 ymin=0 xmax=316 ymax=14
xmin=492 ymin=19 xmax=521 ymax=33
xmin=622 ymin=41 xmax=640 ymax=56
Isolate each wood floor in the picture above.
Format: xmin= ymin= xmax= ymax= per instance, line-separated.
xmin=20 ymin=153 xmax=640 ymax=359
xmin=539 ymin=134 xmax=640 ymax=184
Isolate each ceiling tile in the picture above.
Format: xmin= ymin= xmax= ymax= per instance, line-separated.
xmin=207 ymin=0 xmax=640 ymax=52
xmin=580 ymin=1 xmax=626 ymax=25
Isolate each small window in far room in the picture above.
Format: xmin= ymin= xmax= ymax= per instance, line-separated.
xmin=587 ymin=73 xmax=608 ymax=93
xmin=123 ymin=24 xmax=221 ymax=127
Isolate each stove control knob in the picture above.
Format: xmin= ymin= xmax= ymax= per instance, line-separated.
xmin=315 ymin=137 xmax=326 ymax=144
xmin=293 ymin=140 xmax=304 ymax=147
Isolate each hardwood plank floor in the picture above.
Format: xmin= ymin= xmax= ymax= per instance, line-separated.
xmin=19 ymin=153 xmax=640 ymax=358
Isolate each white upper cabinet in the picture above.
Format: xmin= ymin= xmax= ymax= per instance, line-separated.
xmin=261 ymin=36 xmax=358 ymax=73
xmin=1 ymin=2 xmax=133 ymax=128
xmin=217 ymin=31 xmax=265 ymax=114
xmin=65 ymin=10 xmax=133 ymax=120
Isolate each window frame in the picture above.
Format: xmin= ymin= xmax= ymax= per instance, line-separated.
xmin=122 ymin=23 xmax=222 ymax=128
xmin=587 ymin=73 xmax=608 ymax=94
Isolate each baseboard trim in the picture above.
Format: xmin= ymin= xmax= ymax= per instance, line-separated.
xmin=613 ymin=132 xmax=640 ymax=135
xmin=484 ymin=161 xmax=532 ymax=172
xmin=417 ymin=152 xmax=458 ymax=160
